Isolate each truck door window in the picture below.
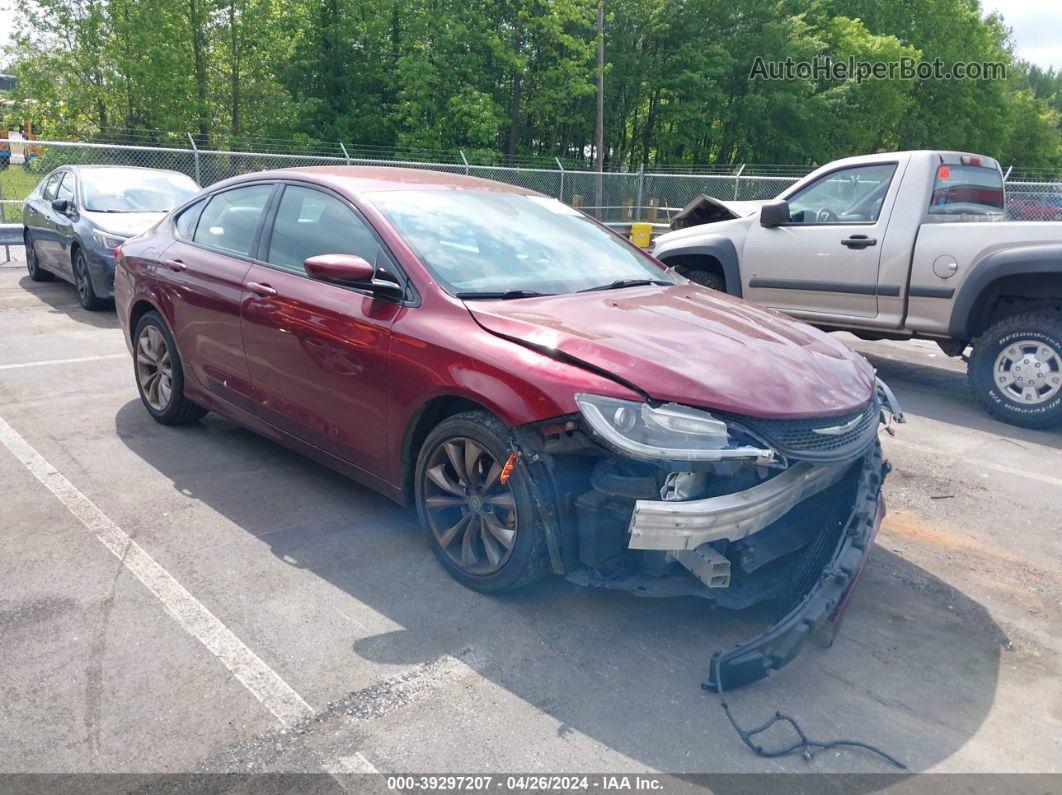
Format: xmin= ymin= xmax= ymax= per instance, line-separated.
xmin=786 ymin=164 xmax=896 ymax=224
xmin=927 ymin=164 xmax=1004 ymax=218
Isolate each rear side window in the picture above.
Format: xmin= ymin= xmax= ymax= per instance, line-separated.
xmin=928 ymin=165 xmax=1004 ymax=217
xmin=192 ymin=184 xmax=274 ymax=257
xmin=175 ymin=199 xmax=206 ymax=240
xmin=266 ymin=185 xmax=380 ymax=275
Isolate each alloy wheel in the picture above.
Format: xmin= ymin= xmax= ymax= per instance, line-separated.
xmin=136 ymin=325 xmax=174 ymax=411
xmin=422 ymin=437 xmax=518 ymax=575
xmin=993 ymin=340 xmax=1062 ymax=405
xmin=75 ymin=256 xmax=90 ymax=303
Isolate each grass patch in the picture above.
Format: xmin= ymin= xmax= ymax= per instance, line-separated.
xmin=0 ymin=166 xmax=40 ymax=222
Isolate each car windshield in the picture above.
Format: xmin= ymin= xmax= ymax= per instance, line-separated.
xmin=81 ymin=168 xmax=199 ymax=213
xmin=367 ymin=190 xmax=675 ymax=296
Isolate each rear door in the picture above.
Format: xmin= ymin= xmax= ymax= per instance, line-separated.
xmin=742 ymin=161 xmax=903 ymax=320
xmin=156 ymin=182 xmax=276 ymax=413
xmin=29 ymin=171 xmax=64 ymax=268
xmin=240 ymin=182 xmax=402 ymax=474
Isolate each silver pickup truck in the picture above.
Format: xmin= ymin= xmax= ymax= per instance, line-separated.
xmin=652 ymin=150 xmax=1062 ymax=429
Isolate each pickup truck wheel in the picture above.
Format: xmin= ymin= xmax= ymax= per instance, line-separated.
xmin=415 ymin=411 xmax=549 ymax=593
xmin=968 ymin=312 xmax=1062 ymax=429
xmin=676 ymin=267 xmax=725 ymax=292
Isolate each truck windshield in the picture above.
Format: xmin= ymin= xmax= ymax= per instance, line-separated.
xmin=928 ymin=164 xmax=1004 ymax=218
xmin=368 ymin=190 xmax=674 ymax=297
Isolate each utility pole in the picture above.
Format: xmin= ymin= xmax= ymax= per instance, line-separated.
xmin=595 ymin=0 xmax=604 ymax=215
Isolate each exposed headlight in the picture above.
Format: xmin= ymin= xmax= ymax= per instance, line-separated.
xmin=575 ymin=393 xmax=775 ymax=463
xmin=92 ymin=230 xmax=128 ymax=250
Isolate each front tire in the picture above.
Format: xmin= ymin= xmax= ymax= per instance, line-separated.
xmin=73 ymin=249 xmax=107 ymax=310
xmin=24 ymin=230 xmax=54 ymax=281
xmin=676 ymin=266 xmax=726 ymax=292
xmin=968 ymin=312 xmax=1062 ymax=429
xmin=133 ymin=311 xmax=208 ymax=425
xmin=414 ymin=411 xmax=550 ymax=592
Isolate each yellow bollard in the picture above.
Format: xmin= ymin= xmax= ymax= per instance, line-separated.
xmin=630 ymin=222 xmax=653 ymax=249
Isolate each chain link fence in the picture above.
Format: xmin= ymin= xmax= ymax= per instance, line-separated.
xmin=2 ymin=138 xmax=1060 ymax=224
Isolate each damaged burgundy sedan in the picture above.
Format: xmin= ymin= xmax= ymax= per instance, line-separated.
xmin=115 ymin=167 xmax=902 ymax=689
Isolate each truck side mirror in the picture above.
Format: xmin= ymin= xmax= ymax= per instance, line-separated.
xmin=759 ymin=200 xmax=790 ymax=227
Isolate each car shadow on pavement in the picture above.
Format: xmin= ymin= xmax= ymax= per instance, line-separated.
xmin=863 ymin=352 xmax=1062 ymax=450
xmin=13 ymin=274 xmax=118 ymax=329
xmin=114 ymin=400 xmax=1007 ymax=776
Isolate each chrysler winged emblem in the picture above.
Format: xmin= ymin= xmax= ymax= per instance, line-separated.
xmin=811 ymin=415 xmax=862 ymax=436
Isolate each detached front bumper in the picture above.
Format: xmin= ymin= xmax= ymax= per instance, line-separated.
xmin=704 ymin=442 xmax=886 ymax=691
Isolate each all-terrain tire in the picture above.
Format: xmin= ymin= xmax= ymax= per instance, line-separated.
xmin=414 ymin=410 xmax=550 ymax=592
xmin=676 ymin=266 xmax=726 ymax=292
xmin=968 ymin=311 xmax=1062 ymax=430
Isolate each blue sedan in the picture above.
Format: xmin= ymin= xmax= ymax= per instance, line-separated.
xmin=23 ymin=165 xmax=199 ymax=309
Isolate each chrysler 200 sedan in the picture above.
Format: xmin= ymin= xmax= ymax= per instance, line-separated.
xmin=24 ymin=165 xmax=199 ymax=309
xmin=115 ymin=167 xmax=902 ymax=689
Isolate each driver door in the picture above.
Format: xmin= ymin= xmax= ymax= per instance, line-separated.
xmin=742 ymin=161 xmax=902 ymax=320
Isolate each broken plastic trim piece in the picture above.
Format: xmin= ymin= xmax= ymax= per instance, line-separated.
xmin=703 ymin=441 xmax=884 ymax=692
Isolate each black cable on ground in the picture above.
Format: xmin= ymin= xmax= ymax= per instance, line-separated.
xmin=706 ymin=655 xmax=907 ymax=770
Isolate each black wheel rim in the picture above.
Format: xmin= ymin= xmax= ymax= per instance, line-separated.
xmin=422 ymin=437 xmax=518 ymax=575
xmin=76 ymin=256 xmax=89 ymax=301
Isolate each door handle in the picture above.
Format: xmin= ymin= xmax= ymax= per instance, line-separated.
xmin=162 ymin=259 xmax=186 ymax=272
xmin=246 ymin=281 xmax=277 ymax=298
xmin=841 ymin=235 xmax=877 ymax=249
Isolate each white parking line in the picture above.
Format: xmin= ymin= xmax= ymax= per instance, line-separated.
xmin=0 ymin=413 xmax=315 ymax=728
xmin=888 ymin=437 xmax=1062 ymax=489
xmin=0 ymin=354 xmax=127 ymax=371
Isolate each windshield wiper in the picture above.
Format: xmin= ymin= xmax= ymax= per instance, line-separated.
xmin=456 ymin=290 xmax=554 ymax=300
xmin=578 ymin=278 xmax=672 ymax=293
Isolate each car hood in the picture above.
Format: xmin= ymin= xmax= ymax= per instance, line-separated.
xmin=466 ymin=284 xmax=876 ymax=419
xmin=84 ymin=211 xmax=167 ymax=238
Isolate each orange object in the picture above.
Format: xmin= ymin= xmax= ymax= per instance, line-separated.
xmin=499 ymin=452 xmax=518 ymax=484
xmin=938 ymin=166 xmax=951 ymax=181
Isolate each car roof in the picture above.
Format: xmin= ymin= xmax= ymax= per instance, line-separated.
xmin=211 ymin=165 xmax=542 ymax=197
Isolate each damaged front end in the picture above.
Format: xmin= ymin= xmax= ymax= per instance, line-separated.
xmin=515 ymin=379 xmax=903 ymax=690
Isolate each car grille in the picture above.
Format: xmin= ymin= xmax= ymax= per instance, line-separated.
xmin=735 ymin=398 xmax=880 ymax=463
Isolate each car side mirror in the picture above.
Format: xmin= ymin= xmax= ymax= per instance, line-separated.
xmin=51 ymin=198 xmax=71 ymax=214
xmin=304 ymin=254 xmax=405 ymax=300
xmin=759 ymin=200 xmax=790 ymax=227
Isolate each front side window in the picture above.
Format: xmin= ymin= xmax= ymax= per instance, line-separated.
xmin=266 ymin=186 xmax=381 ymax=274
xmin=81 ymin=168 xmax=199 ymax=213
xmin=192 ymin=184 xmax=274 ymax=258
xmin=55 ymin=172 xmax=75 ymax=203
xmin=928 ymin=164 xmax=1004 ymax=217
xmin=786 ymin=164 xmax=897 ymax=224
xmin=367 ymin=190 xmax=673 ymax=296
xmin=41 ymin=172 xmax=62 ymax=200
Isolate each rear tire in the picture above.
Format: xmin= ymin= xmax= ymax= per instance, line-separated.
xmin=968 ymin=312 xmax=1062 ymax=429
xmin=414 ymin=410 xmax=550 ymax=592
xmin=73 ymin=249 xmax=107 ymax=310
xmin=133 ymin=311 xmax=209 ymax=425
xmin=24 ymin=230 xmax=54 ymax=281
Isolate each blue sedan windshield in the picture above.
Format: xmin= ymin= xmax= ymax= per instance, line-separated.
xmin=81 ymin=168 xmax=199 ymax=213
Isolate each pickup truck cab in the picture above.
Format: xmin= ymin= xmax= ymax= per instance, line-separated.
xmin=652 ymin=150 xmax=1062 ymax=429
